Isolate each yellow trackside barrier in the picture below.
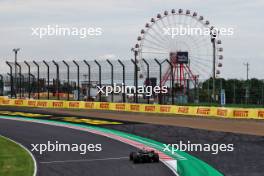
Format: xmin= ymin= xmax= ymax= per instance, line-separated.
xmin=36 ymin=100 xmax=53 ymax=108
xmin=159 ymin=105 xmax=178 ymax=114
xmin=215 ymin=107 xmax=232 ymax=118
xmin=83 ymin=101 xmax=100 ymax=109
xmin=256 ymin=110 xmax=264 ymax=119
xmin=65 ymin=101 xmax=85 ymax=109
xmin=1 ymin=98 xmax=14 ymax=106
xmin=111 ymin=103 xmax=127 ymax=111
xmin=98 ymin=102 xmax=111 ymax=111
xmin=0 ymin=97 xmax=264 ymax=120
xmin=127 ymin=103 xmax=145 ymax=112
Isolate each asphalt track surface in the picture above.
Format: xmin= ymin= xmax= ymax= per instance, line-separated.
xmin=0 ymin=118 xmax=175 ymax=176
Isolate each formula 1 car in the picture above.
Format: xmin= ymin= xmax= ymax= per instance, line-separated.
xmin=129 ymin=149 xmax=159 ymax=163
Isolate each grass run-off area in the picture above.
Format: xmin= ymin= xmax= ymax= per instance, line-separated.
xmin=0 ymin=136 xmax=34 ymax=176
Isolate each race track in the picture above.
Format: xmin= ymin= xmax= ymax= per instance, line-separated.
xmin=0 ymin=118 xmax=175 ymax=176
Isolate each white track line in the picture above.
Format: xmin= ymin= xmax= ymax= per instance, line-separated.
xmin=0 ymin=134 xmax=37 ymax=176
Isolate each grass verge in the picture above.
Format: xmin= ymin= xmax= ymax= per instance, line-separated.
xmin=0 ymin=136 xmax=34 ymax=176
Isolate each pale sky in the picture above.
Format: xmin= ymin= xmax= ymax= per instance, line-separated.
xmin=0 ymin=0 xmax=263 ymax=79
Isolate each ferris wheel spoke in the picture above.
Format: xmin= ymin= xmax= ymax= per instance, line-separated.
xmin=191 ymin=68 xmax=208 ymax=79
xmin=191 ymin=36 xmax=211 ymax=48
xmin=143 ymin=38 xmax=169 ymax=50
xmin=141 ymin=49 xmax=168 ymax=55
xmin=154 ymin=21 xmax=175 ymax=45
xmin=175 ymin=38 xmax=204 ymax=53
xmin=190 ymin=55 xmax=212 ymax=61
xmin=172 ymin=31 xmax=210 ymax=52
xmin=141 ymin=44 xmax=169 ymax=52
xmin=190 ymin=67 xmax=202 ymax=75
xmin=191 ymin=58 xmax=212 ymax=65
xmin=191 ymin=60 xmax=212 ymax=75
xmin=192 ymin=66 xmax=211 ymax=78
xmin=149 ymin=24 xmax=171 ymax=45
xmin=171 ymin=14 xmax=180 ymax=49
xmin=159 ymin=18 xmax=176 ymax=45
xmin=191 ymin=56 xmax=212 ymax=66
xmin=178 ymin=32 xmax=210 ymax=50
xmin=146 ymin=30 xmax=170 ymax=48
xmin=189 ymin=40 xmax=212 ymax=50
xmin=191 ymin=60 xmax=212 ymax=69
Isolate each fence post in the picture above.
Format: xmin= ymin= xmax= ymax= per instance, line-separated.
xmin=24 ymin=61 xmax=31 ymax=98
xmin=30 ymin=74 xmax=35 ymax=94
xmin=73 ymin=60 xmax=80 ymax=101
xmin=15 ymin=62 xmax=22 ymax=98
xmin=165 ymin=59 xmax=174 ymax=104
xmin=19 ymin=73 xmax=25 ymax=98
xmin=94 ymin=60 xmax=102 ymax=102
xmin=33 ymin=61 xmax=40 ymax=99
xmin=43 ymin=61 xmax=50 ymax=100
xmin=131 ymin=59 xmax=138 ymax=103
xmin=52 ymin=60 xmax=60 ymax=100
xmin=6 ymin=61 xmax=14 ymax=98
xmin=154 ymin=59 xmax=162 ymax=104
xmin=118 ymin=59 xmax=126 ymax=103
xmin=83 ymin=60 xmax=91 ymax=100
xmin=62 ymin=60 xmax=70 ymax=101
xmin=107 ymin=59 xmax=114 ymax=102
xmin=7 ymin=73 xmax=13 ymax=97
xmin=0 ymin=74 xmax=3 ymax=96
xmin=142 ymin=58 xmax=150 ymax=104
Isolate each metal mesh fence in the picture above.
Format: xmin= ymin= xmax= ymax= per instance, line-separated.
xmin=1 ymin=58 xmax=264 ymax=106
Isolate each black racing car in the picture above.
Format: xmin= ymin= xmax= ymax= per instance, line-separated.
xmin=129 ymin=149 xmax=159 ymax=163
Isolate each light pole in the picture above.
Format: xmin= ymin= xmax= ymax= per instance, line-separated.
xmin=13 ymin=48 xmax=20 ymax=96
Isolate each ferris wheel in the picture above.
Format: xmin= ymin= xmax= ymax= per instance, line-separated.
xmin=134 ymin=9 xmax=223 ymax=87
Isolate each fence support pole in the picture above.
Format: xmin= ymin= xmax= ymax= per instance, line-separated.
xmin=43 ymin=61 xmax=50 ymax=100
xmin=83 ymin=60 xmax=91 ymax=101
xmin=62 ymin=61 xmax=70 ymax=101
xmin=33 ymin=61 xmax=40 ymax=99
xmin=118 ymin=59 xmax=126 ymax=103
xmin=165 ymin=59 xmax=174 ymax=105
xmin=24 ymin=61 xmax=31 ymax=98
xmin=107 ymin=59 xmax=114 ymax=102
xmin=19 ymin=73 xmax=24 ymax=98
xmin=7 ymin=73 xmax=13 ymax=97
xmin=142 ymin=58 xmax=150 ymax=104
xmin=131 ymin=59 xmax=138 ymax=103
xmin=0 ymin=74 xmax=3 ymax=96
xmin=154 ymin=59 xmax=163 ymax=104
xmin=15 ymin=62 xmax=22 ymax=98
xmin=73 ymin=60 xmax=80 ymax=101
xmin=94 ymin=60 xmax=102 ymax=102
xmin=52 ymin=60 xmax=60 ymax=100
xmin=30 ymin=74 xmax=35 ymax=93
xmin=6 ymin=62 xmax=14 ymax=98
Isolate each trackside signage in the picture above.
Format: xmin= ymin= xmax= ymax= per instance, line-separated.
xmin=0 ymin=97 xmax=264 ymax=120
